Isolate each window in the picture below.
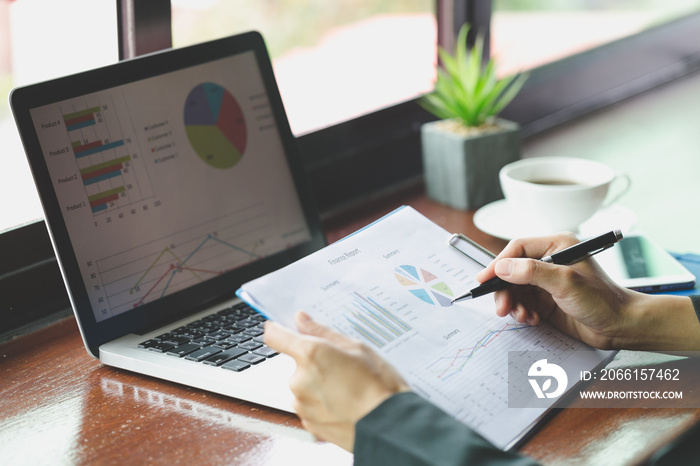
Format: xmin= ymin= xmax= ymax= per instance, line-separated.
xmin=170 ymin=0 xmax=436 ymax=135
xmin=4 ymin=0 xmax=700 ymax=336
xmin=0 ymin=0 xmax=118 ymax=232
xmin=492 ymin=0 xmax=700 ymax=76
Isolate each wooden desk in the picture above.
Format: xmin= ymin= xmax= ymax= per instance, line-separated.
xmin=2 ymin=188 xmax=698 ymax=465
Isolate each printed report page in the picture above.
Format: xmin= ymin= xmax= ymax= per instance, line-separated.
xmin=239 ymin=206 xmax=610 ymax=448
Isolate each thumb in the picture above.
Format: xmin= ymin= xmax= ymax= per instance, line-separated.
xmin=494 ymin=258 xmax=565 ymax=292
xmin=295 ymin=311 xmax=348 ymax=344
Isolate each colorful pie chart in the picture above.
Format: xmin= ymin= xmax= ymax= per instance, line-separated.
xmin=394 ymin=265 xmax=454 ymax=307
xmin=184 ymin=83 xmax=247 ymax=169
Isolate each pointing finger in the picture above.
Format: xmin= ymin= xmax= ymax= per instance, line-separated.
xmin=264 ymin=321 xmax=306 ymax=358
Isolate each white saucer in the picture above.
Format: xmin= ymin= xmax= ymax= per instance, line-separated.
xmin=473 ymin=200 xmax=638 ymax=240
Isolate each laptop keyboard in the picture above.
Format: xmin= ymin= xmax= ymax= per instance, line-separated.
xmin=137 ymin=302 xmax=277 ymax=372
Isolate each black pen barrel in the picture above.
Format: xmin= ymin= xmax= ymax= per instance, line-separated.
xmin=456 ymin=230 xmax=622 ymax=303
xmin=470 ymin=276 xmax=510 ymax=299
xmin=547 ymin=229 xmax=622 ymax=265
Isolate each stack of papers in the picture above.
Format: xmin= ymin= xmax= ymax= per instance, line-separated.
xmin=238 ymin=206 xmax=611 ymax=449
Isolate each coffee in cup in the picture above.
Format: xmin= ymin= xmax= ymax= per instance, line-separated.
xmin=499 ymin=157 xmax=631 ymax=233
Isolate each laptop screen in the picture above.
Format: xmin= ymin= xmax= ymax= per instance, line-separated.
xmin=12 ymin=32 xmax=325 ymax=351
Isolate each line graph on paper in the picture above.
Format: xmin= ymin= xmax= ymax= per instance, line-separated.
xmin=426 ymin=322 xmax=533 ymax=381
xmin=411 ymin=316 xmax=582 ymax=407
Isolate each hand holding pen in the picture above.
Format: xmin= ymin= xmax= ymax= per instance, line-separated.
xmin=452 ymin=230 xmax=623 ymax=303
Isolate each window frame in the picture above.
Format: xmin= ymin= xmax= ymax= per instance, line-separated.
xmin=117 ymin=0 xmax=172 ymax=59
xmin=499 ymin=10 xmax=700 ymax=137
xmin=3 ymin=0 xmax=700 ymax=338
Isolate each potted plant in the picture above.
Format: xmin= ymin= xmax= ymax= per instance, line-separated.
xmin=420 ymin=24 xmax=527 ymax=210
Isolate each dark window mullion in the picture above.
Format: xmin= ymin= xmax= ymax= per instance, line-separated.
xmin=437 ymin=0 xmax=492 ymax=54
xmin=117 ymin=0 xmax=172 ymax=60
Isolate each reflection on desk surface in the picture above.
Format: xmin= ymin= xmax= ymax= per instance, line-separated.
xmin=80 ymin=375 xmax=353 ymax=465
xmin=100 ymin=376 xmax=312 ymax=439
xmin=0 ymin=313 xmax=352 ymax=466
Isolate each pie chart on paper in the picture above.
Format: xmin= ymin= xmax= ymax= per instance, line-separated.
xmin=394 ymin=265 xmax=455 ymax=307
xmin=184 ymin=82 xmax=247 ymax=169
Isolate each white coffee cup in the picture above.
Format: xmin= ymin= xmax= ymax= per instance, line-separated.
xmin=499 ymin=157 xmax=631 ymax=233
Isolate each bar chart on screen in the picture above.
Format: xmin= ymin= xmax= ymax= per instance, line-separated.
xmin=61 ymin=99 xmax=156 ymax=217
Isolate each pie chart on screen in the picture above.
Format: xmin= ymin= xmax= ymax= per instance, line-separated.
xmin=184 ymin=82 xmax=247 ymax=169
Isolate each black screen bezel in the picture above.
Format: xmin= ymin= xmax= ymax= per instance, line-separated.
xmin=10 ymin=31 xmax=326 ymax=356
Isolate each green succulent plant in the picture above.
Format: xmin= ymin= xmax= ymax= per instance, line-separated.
xmin=420 ymin=24 xmax=527 ymax=128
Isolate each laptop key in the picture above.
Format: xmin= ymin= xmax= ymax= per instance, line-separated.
xmin=167 ymin=343 xmax=201 ymax=357
xmin=199 ymin=322 xmax=220 ymax=331
xmin=185 ymin=347 xmax=222 ymax=362
xmin=212 ymin=341 xmax=237 ymax=350
xmin=203 ymin=348 xmax=247 ymax=366
xmin=238 ymin=340 xmax=263 ymax=351
xmin=221 ymin=359 xmax=250 ymax=372
xmin=236 ymin=318 xmax=259 ymax=328
xmin=162 ymin=335 xmax=190 ymax=346
xmin=222 ymin=324 xmax=245 ymax=333
xmin=225 ymin=334 xmax=251 ymax=344
xmin=138 ymin=339 xmax=159 ymax=349
xmin=180 ymin=331 xmax=205 ymax=340
xmin=148 ymin=341 xmax=175 ymax=353
xmin=242 ymin=327 xmax=264 ymax=337
xmin=253 ymin=346 xmax=279 ymax=358
xmin=217 ymin=307 xmax=234 ymax=316
xmin=207 ymin=330 xmax=231 ymax=340
xmin=191 ymin=336 xmax=215 ymax=346
xmin=237 ymin=353 xmax=266 ymax=365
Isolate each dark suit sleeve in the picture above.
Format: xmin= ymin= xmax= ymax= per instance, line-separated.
xmin=354 ymin=392 xmax=539 ymax=466
xmin=689 ymin=295 xmax=700 ymax=322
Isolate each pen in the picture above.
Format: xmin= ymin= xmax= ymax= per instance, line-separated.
xmin=451 ymin=229 xmax=623 ymax=303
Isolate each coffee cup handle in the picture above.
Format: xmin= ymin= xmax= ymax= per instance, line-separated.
xmin=602 ymin=172 xmax=631 ymax=208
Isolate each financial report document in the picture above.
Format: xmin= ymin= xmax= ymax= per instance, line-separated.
xmin=238 ymin=206 xmax=611 ymax=448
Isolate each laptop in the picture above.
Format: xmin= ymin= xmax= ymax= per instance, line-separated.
xmin=10 ymin=31 xmax=326 ymax=412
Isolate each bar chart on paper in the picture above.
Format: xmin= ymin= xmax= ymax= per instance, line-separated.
xmin=343 ymin=291 xmax=412 ymax=348
xmin=310 ymin=286 xmax=416 ymax=349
